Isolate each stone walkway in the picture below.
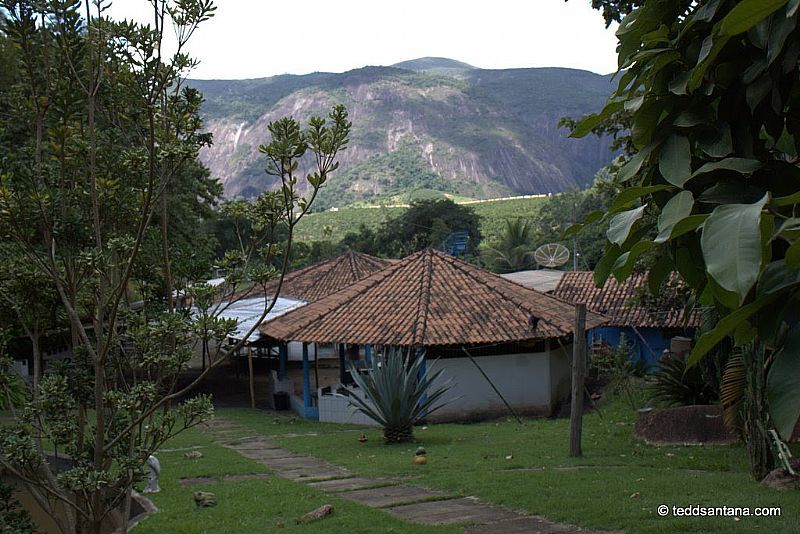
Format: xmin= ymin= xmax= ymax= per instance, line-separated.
xmin=201 ymin=417 xmax=598 ymax=533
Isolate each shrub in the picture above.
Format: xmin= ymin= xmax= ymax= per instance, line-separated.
xmin=344 ymin=349 xmax=453 ymax=442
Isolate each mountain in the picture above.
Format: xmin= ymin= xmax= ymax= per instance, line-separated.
xmin=191 ymin=59 xmax=617 ymax=208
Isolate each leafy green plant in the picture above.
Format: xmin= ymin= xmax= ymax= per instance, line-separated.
xmin=568 ymin=0 xmax=800 ymax=475
xmin=0 ymin=480 xmax=36 ymax=534
xmin=648 ymin=356 xmax=718 ymax=407
xmin=589 ymin=334 xmax=647 ymax=408
xmin=344 ymin=349 xmax=453 ymax=443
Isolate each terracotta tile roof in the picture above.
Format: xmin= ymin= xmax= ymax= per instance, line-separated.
xmin=552 ymin=271 xmax=700 ymax=329
xmin=260 ymin=248 xmax=607 ymax=346
xmin=229 ymin=251 xmax=393 ymax=304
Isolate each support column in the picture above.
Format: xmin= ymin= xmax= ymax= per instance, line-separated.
xmin=279 ymin=343 xmax=288 ymax=380
xmin=364 ymin=344 xmax=372 ymax=366
xmin=338 ymin=343 xmax=346 ymax=384
xmin=302 ymin=342 xmax=311 ymax=409
xmin=247 ymin=345 xmax=255 ymax=409
xmin=416 ymin=347 xmax=428 ymax=416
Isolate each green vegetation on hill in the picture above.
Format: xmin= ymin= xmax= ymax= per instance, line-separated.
xmin=294 ymin=196 xmax=546 ymax=247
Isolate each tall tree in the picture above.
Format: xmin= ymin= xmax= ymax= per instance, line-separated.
xmin=0 ymin=2 xmax=352 ymax=532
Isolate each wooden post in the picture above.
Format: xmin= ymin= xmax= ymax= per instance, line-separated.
xmin=247 ymin=345 xmax=255 ymax=409
xmin=569 ymin=303 xmax=587 ymax=457
xmin=302 ymin=342 xmax=311 ymax=409
xmin=314 ymin=343 xmax=319 ymax=390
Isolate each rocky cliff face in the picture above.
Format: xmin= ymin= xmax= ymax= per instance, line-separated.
xmin=192 ymin=60 xmax=617 ymax=207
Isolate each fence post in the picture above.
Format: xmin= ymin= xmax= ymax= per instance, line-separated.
xmin=569 ymin=303 xmax=587 ymax=457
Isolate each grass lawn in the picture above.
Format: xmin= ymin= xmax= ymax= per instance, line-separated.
xmin=220 ymin=399 xmax=800 ymax=533
xmin=136 ymin=422 xmax=457 ymax=533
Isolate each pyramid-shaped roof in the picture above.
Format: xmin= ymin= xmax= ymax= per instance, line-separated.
xmin=260 ymin=248 xmax=607 ymax=346
xmin=232 ymin=251 xmax=393 ymax=304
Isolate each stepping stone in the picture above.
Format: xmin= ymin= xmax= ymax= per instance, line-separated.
xmin=466 ymin=517 xmax=580 ymax=533
xmin=339 ymin=485 xmax=450 ymax=508
xmin=260 ymin=456 xmax=332 ymax=470
xmin=387 ymin=497 xmax=520 ymax=525
xmin=235 ymin=448 xmax=299 ymax=461
xmin=222 ymin=473 xmax=272 ymax=482
xmin=179 ymin=477 xmax=216 ymax=486
xmin=307 ymin=477 xmax=395 ymax=492
xmin=225 ymin=436 xmax=279 ymax=450
xmin=278 ymin=466 xmax=350 ymax=481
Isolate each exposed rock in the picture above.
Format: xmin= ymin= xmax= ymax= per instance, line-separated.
xmin=190 ymin=63 xmax=616 ymax=205
xmin=634 ymin=405 xmax=738 ymax=446
xmin=761 ymin=460 xmax=800 ymax=491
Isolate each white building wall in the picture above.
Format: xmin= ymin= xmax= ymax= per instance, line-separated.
xmin=430 ymin=350 xmax=568 ymax=421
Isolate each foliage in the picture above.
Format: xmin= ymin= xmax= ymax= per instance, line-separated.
xmin=481 ymin=219 xmax=536 ymax=272
xmin=569 ymin=0 xmax=800 ymax=448
xmin=589 ymin=334 xmax=647 ymax=409
xmin=343 ymin=349 xmax=453 ymax=443
xmin=338 ymin=199 xmax=482 ymax=259
xmin=0 ymin=480 xmax=37 ymax=534
xmin=648 ymin=356 xmax=719 ymax=407
xmin=291 ymin=197 xmax=547 ymax=253
xmin=0 ymin=2 xmax=351 ymax=531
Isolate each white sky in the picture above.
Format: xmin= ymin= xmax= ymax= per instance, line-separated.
xmin=107 ymin=0 xmax=619 ymax=80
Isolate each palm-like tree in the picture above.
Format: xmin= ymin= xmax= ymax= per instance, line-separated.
xmin=484 ymin=219 xmax=535 ymax=273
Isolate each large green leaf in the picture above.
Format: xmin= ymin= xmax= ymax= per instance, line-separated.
xmin=655 ymin=191 xmax=694 ymax=242
xmin=718 ymin=0 xmax=789 ymax=36
xmin=690 ymin=158 xmax=761 ymax=179
xmin=687 ymin=293 xmax=780 ymax=366
xmin=613 ymin=241 xmax=656 ymax=281
xmin=767 ymin=326 xmax=800 ymax=440
xmin=658 ymin=134 xmax=692 ymax=186
xmin=607 ymin=205 xmax=646 ymax=246
xmin=610 ymin=185 xmax=672 ymax=212
xmin=701 ymin=194 xmax=768 ymax=301
xmin=787 ymin=241 xmax=800 ymax=271
xmin=617 ymin=144 xmax=657 ymax=182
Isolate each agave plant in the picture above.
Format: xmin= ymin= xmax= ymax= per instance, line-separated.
xmin=344 ymin=348 xmax=453 ymax=443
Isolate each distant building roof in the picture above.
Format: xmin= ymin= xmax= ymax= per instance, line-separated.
xmin=228 ymin=251 xmax=393 ymax=304
xmin=552 ymin=271 xmax=700 ymax=329
xmin=499 ymin=269 xmax=565 ymax=293
xmin=269 ymin=251 xmax=393 ymax=302
xmin=260 ymin=248 xmax=607 ymax=347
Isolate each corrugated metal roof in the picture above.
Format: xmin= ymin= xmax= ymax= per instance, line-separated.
xmin=552 ymin=271 xmax=700 ymax=329
xmin=499 ymin=269 xmax=565 ymax=293
xmin=215 ymin=296 xmax=306 ymax=343
xmin=260 ymin=248 xmax=607 ymax=346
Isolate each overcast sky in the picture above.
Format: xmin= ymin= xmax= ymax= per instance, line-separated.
xmin=108 ymin=0 xmax=620 ymax=80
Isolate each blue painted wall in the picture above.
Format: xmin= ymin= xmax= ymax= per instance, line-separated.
xmin=588 ymin=326 xmax=695 ymax=369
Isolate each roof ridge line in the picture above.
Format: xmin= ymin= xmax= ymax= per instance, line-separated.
xmin=411 ymin=250 xmax=434 ymax=346
xmin=440 ymin=253 xmax=578 ymax=334
xmin=260 ymin=255 xmax=410 ymax=337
